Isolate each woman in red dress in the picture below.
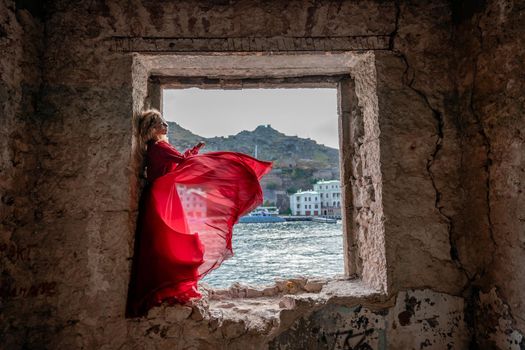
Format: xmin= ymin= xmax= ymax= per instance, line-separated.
xmin=127 ymin=109 xmax=272 ymax=317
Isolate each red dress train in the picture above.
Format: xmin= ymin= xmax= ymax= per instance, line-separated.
xmin=128 ymin=140 xmax=272 ymax=316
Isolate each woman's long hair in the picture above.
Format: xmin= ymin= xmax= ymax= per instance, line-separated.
xmin=138 ymin=109 xmax=162 ymax=154
xmin=136 ymin=108 xmax=166 ymax=179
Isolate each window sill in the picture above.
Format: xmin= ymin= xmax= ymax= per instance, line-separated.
xmin=137 ymin=277 xmax=386 ymax=338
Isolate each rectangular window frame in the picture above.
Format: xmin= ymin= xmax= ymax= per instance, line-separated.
xmin=132 ymin=52 xmax=387 ymax=294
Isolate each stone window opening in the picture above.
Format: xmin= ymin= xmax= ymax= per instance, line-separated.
xmin=131 ymin=52 xmax=386 ymax=319
xmin=159 ymin=84 xmax=342 ymax=286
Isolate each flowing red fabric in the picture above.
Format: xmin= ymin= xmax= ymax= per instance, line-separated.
xmin=128 ymin=141 xmax=272 ymax=316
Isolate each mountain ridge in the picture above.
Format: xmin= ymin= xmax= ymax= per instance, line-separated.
xmin=167 ymin=121 xmax=339 ymax=166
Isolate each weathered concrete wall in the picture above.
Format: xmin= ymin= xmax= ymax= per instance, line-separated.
xmin=32 ymin=1 xmax=135 ymax=347
xmin=0 ymin=1 xmax=46 ymax=348
xmin=127 ymin=285 xmax=468 ymax=350
xmin=454 ymin=0 xmax=525 ymax=347
xmin=270 ymin=288 xmax=468 ymax=350
xmin=377 ymin=1 xmax=468 ymax=294
xmin=2 ymin=0 xmax=524 ymax=348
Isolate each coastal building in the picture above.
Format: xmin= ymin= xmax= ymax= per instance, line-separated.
xmin=289 ymin=180 xmax=341 ymax=217
xmin=289 ymin=190 xmax=321 ymax=216
xmin=313 ymin=180 xmax=342 ymax=216
xmin=313 ymin=180 xmax=340 ymax=206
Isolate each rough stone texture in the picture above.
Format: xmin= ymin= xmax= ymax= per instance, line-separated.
xmin=453 ymin=0 xmax=525 ymax=347
xmin=1 ymin=0 xmax=524 ymax=348
xmin=474 ymin=288 xmax=524 ymax=349
xmin=0 ymin=1 xmax=45 ymax=348
xmin=270 ymin=289 xmax=468 ymax=350
xmin=341 ymin=55 xmax=387 ymax=292
xmin=378 ymin=1 xmax=469 ymax=295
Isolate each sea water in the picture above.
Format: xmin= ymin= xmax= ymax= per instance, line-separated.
xmin=202 ymin=221 xmax=344 ymax=288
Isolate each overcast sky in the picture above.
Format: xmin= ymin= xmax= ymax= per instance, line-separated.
xmin=162 ymin=88 xmax=339 ymax=149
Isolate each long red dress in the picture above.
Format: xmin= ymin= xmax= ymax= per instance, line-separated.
xmin=128 ymin=140 xmax=272 ymax=316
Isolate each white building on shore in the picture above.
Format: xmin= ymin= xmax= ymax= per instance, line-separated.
xmin=290 ymin=190 xmax=321 ymax=216
xmin=289 ymin=180 xmax=341 ymax=217
xmin=313 ymin=180 xmax=341 ymax=217
xmin=313 ymin=180 xmax=341 ymax=210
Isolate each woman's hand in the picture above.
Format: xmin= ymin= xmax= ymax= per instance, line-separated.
xmin=189 ymin=141 xmax=205 ymax=156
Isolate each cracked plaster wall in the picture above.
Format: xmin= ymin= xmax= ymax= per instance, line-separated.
xmin=270 ymin=288 xmax=468 ymax=350
xmin=1 ymin=0 xmax=524 ymax=348
xmin=454 ymin=0 xmax=525 ymax=348
xmin=0 ymin=0 xmax=46 ymax=346
xmin=377 ymin=1 xmax=468 ymax=294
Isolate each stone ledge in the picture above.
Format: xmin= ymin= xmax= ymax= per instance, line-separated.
xmin=135 ymin=277 xmax=386 ymax=340
xmin=126 ymin=286 xmax=468 ymax=349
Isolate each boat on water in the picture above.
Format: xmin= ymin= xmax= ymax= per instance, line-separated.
xmin=311 ymin=216 xmax=338 ymax=223
xmin=238 ymin=207 xmax=286 ymax=223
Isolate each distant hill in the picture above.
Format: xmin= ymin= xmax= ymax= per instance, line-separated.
xmin=167 ymin=122 xmax=202 ymax=146
xmin=167 ymin=122 xmax=339 ymax=167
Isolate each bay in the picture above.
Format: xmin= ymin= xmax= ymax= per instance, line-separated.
xmin=202 ymin=221 xmax=344 ymax=288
